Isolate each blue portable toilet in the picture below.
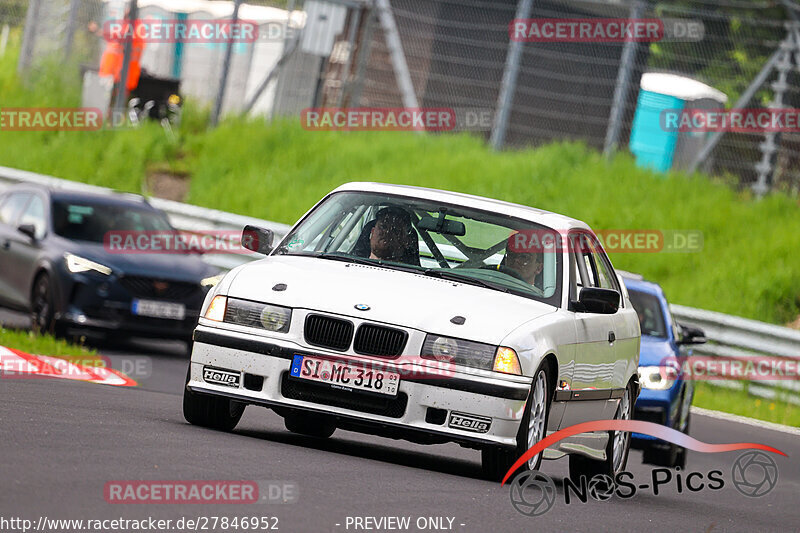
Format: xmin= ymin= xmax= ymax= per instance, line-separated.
xmin=630 ymin=73 xmax=727 ymax=172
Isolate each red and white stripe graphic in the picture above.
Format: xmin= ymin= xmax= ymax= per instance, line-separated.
xmin=0 ymin=345 xmax=137 ymax=387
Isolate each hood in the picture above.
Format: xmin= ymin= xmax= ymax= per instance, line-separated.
xmin=226 ymin=255 xmax=557 ymax=345
xmin=638 ymin=335 xmax=676 ymax=366
xmin=68 ymin=241 xmax=218 ymax=281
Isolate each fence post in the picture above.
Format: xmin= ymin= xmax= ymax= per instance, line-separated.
xmin=112 ymin=0 xmax=139 ymax=119
xmin=348 ymin=7 xmax=377 ymax=107
xmin=337 ymin=6 xmax=362 ymax=108
xmin=63 ymin=0 xmax=81 ymax=59
xmin=490 ymin=0 xmax=533 ymax=151
xmin=211 ymin=0 xmax=243 ymax=127
xmin=17 ymin=0 xmax=41 ymax=73
xmin=375 ymin=0 xmax=418 ymax=110
xmin=603 ymin=0 xmax=644 ymax=158
xmin=687 ymin=48 xmax=781 ymax=175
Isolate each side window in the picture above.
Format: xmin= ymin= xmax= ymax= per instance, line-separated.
xmin=581 ymin=253 xmax=597 ymax=286
xmin=571 ymin=230 xmax=620 ymax=293
xmin=0 ymin=193 xmax=32 ymax=226
xmin=571 ymin=231 xmax=597 ymax=288
xmin=18 ymin=196 xmax=47 ymax=239
xmin=586 ymin=236 xmax=621 ymax=296
xmin=591 ymin=249 xmax=616 ymax=290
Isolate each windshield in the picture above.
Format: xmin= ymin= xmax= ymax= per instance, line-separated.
xmin=627 ymin=289 xmax=668 ymax=338
xmin=52 ymin=199 xmax=173 ymax=243
xmin=277 ymin=191 xmax=562 ymax=306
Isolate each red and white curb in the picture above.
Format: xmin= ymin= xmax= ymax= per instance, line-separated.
xmin=0 ymin=345 xmax=137 ymax=387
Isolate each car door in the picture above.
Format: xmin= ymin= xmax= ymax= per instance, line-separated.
xmin=559 ymin=230 xmax=617 ymax=425
xmin=0 ymin=192 xmax=33 ymax=307
xmin=586 ymin=238 xmax=640 ymax=418
xmin=6 ymin=194 xmax=49 ymax=307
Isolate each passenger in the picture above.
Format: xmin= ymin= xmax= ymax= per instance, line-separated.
xmin=503 ymin=246 xmax=544 ymax=289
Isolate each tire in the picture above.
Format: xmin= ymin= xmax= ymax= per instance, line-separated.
xmin=675 ymin=411 xmax=690 ymax=468
xmin=182 ymin=368 xmax=245 ymax=431
xmin=482 ymin=362 xmax=552 ymax=481
xmin=284 ymin=412 xmax=336 ymax=438
xmin=30 ymin=273 xmax=56 ymax=335
xmin=569 ymin=380 xmax=634 ymax=483
xmin=642 ymin=403 xmax=691 ymax=468
xmin=643 ymin=442 xmax=679 ymax=467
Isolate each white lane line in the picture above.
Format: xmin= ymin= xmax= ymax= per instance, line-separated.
xmin=690 ymin=406 xmax=800 ymax=436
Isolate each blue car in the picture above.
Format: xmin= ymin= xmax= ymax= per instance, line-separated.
xmin=620 ymin=273 xmax=706 ymax=468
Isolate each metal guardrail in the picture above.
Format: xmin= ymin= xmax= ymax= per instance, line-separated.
xmin=670 ymin=304 xmax=800 ymax=404
xmin=1 ymin=166 xmax=799 ymax=404
xmin=0 ymin=166 xmax=291 ymax=271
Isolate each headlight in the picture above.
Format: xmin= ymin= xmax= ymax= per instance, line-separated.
xmin=223 ymin=298 xmax=291 ymax=333
xmin=64 ymin=252 xmax=112 ymax=275
xmin=421 ymin=334 xmax=496 ymax=370
xmin=200 ymin=273 xmax=224 ymax=288
xmin=638 ymin=365 xmax=678 ymax=390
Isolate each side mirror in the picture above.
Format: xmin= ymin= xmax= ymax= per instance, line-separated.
xmin=17 ymin=224 xmax=37 ymax=241
xmin=242 ymin=225 xmax=274 ymax=254
xmin=677 ymin=324 xmax=706 ymax=345
xmin=574 ymin=287 xmax=620 ymax=314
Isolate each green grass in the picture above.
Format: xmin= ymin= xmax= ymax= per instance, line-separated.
xmin=0 ymin=327 xmax=97 ymax=360
xmin=0 ymin=33 xmax=799 ymax=327
xmin=183 ymin=120 xmax=800 ymax=325
xmin=693 ymin=382 xmax=800 ymax=427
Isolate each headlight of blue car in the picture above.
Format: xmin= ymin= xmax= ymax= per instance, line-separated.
xmin=638 ymin=365 xmax=679 ymax=390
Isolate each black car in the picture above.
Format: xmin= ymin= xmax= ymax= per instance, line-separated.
xmin=0 ymin=185 xmax=220 ymax=348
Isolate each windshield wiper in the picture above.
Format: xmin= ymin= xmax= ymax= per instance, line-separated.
xmin=305 ymin=252 xmax=422 ymax=273
xmin=422 ymin=269 xmax=509 ymax=293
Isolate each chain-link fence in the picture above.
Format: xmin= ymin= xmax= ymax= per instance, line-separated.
xmin=12 ymin=0 xmax=800 ymax=195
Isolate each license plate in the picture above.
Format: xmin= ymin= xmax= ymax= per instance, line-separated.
xmin=290 ymin=355 xmax=399 ymax=397
xmin=131 ymin=299 xmax=186 ymax=320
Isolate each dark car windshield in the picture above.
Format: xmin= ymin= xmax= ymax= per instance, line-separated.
xmin=627 ymin=288 xmax=668 ymax=338
xmin=276 ymin=191 xmax=563 ymax=307
xmin=52 ymin=199 xmax=173 ymax=243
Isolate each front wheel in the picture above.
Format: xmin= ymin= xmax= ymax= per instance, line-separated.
xmin=569 ymin=380 xmax=633 ymax=483
xmin=482 ymin=363 xmax=552 ymax=481
xmin=183 ymin=368 xmax=245 ymax=431
xmin=644 ymin=412 xmax=690 ymax=468
xmin=31 ymin=274 xmax=56 ymax=334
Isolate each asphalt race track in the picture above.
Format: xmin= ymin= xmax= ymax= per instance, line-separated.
xmin=1 ymin=310 xmax=799 ymax=532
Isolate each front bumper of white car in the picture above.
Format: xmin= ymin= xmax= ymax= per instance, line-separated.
xmin=187 ymin=324 xmax=532 ymax=448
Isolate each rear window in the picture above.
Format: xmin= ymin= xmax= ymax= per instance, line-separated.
xmin=627 ymin=289 xmax=667 ymax=338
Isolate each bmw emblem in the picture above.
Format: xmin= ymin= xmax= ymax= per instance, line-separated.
xmin=354 ymin=304 xmax=370 ymax=311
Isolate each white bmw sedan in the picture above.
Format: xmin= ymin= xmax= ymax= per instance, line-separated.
xmin=184 ymin=182 xmax=640 ymax=480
